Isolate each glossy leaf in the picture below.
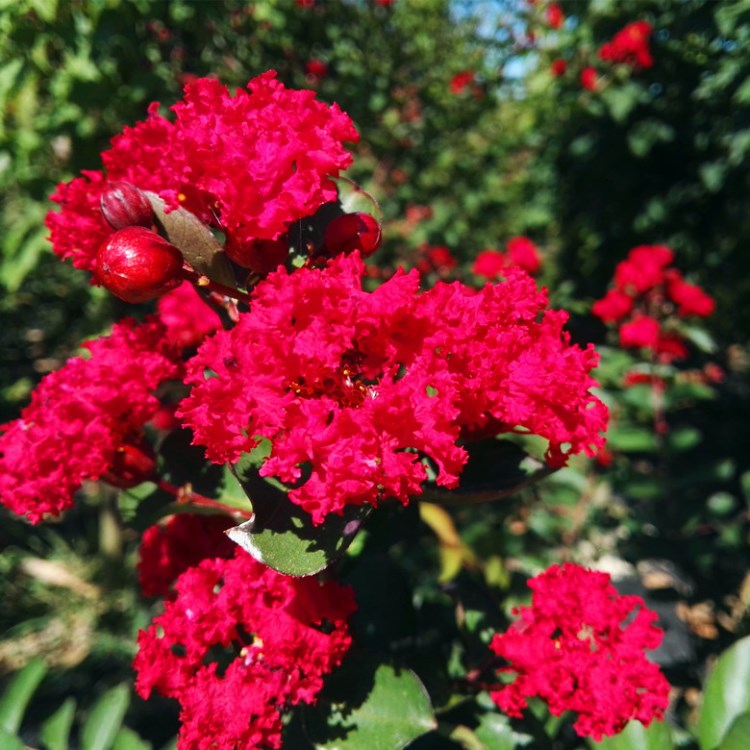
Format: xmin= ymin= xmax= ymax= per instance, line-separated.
xmin=81 ymin=684 xmax=130 ymax=750
xmin=698 ymin=635 xmax=750 ymax=750
xmin=144 ymin=192 xmax=235 ymax=287
xmin=0 ymin=728 xmax=24 ymax=750
xmin=589 ymin=720 xmax=674 ymax=750
xmin=304 ymin=657 xmax=436 ymax=750
xmin=229 ymin=455 xmax=370 ymax=576
xmin=718 ymin=712 xmax=750 ymax=750
xmin=41 ymin=698 xmax=77 ymax=750
xmin=0 ymin=658 xmax=47 ymax=734
xmin=112 ymin=726 xmax=152 ymax=750
xmin=474 ymin=713 xmax=533 ymax=749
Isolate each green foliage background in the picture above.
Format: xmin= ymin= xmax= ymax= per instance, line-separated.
xmin=1 ymin=1 xmax=750 ymax=749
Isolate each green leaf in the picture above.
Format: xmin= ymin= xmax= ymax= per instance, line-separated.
xmin=0 ymin=728 xmax=25 ymax=750
xmin=112 ymin=726 xmax=152 ymax=750
xmin=605 ymin=427 xmax=659 ymax=453
xmin=144 ymin=192 xmax=235 ymax=287
xmin=601 ymin=83 xmax=643 ymax=123
xmin=0 ymin=658 xmax=47 ymax=734
xmin=41 ymin=698 xmax=77 ymax=750
xmin=29 ymin=0 xmax=58 ymax=22
xmin=668 ymin=427 xmax=702 ymax=452
xmin=304 ymin=657 xmax=436 ymax=750
xmin=217 ymin=464 xmax=252 ymax=512
xmin=588 ymin=719 xmax=674 ymax=750
xmin=228 ymin=455 xmax=370 ymax=576
xmin=681 ymin=326 xmax=718 ymax=354
xmin=474 ymin=712 xmax=533 ymax=749
xmin=697 ymin=635 xmax=750 ymax=750
xmin=81 ymin=685 xmax=130 ymax=750
xmin=718 ymin=712 xmax=750 ymax=750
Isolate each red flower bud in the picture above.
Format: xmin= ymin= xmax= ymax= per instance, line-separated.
xmin=225 ymin=236 xmax=290 ymax=274
xmin=100 ymin=181 xmax=155 ymax=230
xmin=322 ymin=212 xmax=382 ymax=258
xmin=102 ymin=440 xmax=157 ymax=488
xmin=96 ymin=226 xmax=184 ymax=303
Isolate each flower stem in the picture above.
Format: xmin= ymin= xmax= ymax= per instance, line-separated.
xmin=156 ymin=479 xmax=252 ymax=520
xmin=181 ymin=265 xmax=253 ymax=305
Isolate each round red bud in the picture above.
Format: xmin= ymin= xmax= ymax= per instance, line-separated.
xmin=96 ymin=226 xmax=184 ymax=303
xmin=100 ymin=181 xmax=155 ymax=230
xmin=102 ymin=440 xmax=157 ymax=488
xmin=225 ymin=236 xmax=290 ymax=274
xmin=323 ymin=212 xmax=382 ymax=258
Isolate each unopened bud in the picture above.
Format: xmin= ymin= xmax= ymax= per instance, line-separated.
xmin=100 ymin=181 xmax=155 ymax=230
xmin=322 ymin=212 xmax=381 ymax=258
xmin=96 ymin=226 xmax=184 ymax=303
xmin=225 ymin=236 xmax=290 ymax=274
xmin=102 ymin=440 xmax=157 ymax=488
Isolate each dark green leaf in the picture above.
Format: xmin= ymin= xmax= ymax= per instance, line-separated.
xmin=304 ymin=657 xmax=436 ymax=750
xmin=420 ymin=442 xmax=553 ymax=507
xmin=229 ymin=455 xmax=370 ymax=576
xmin=589 ymin=720 xmax=674 ymax=750
xmin=697 ymin=635 xmax=750 ymax=750
xmin=81 ymin=684 xmax=130 ymax=750
xmin=0 ymin=658 xmax=47 ymax=734
xmin=41 ymin=697 xmax=77 ymax=750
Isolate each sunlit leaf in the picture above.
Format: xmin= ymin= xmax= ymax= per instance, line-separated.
xmin=41 ymin=697 xmax=77 ymax=750
xmin=697 ymin=635 xmax=750 ymax=750
xmin=304 ymin=657 xmax=436 ymax=750
xmin=589 ymin=719 xmax=674 ymax=750
xmin=81 ymin=684 xmax=130 ymax=750
xmin=0 ymin=658 xmax=47 ymax=734
xmin=228 ymin=455 xmax=369 ymax=576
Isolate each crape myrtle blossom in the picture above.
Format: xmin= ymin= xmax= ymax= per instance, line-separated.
xmin=137 ymin=513 xmax=235 ymax=598
xmin=134 ymin=548 xmax=356 ymax=750
xmin=46 ymin=72 xmax=358 ymax=276
xmin=489 ymin=563 xmax=670 ymax=740
xmin=593 ymin=245 xmax=714 ymax=362
xmin=0 ymin=319 xmax=180 ymax=524
xmin=473 ymin=237 xmax=542 ymax=280
xmin=599 ymin=21 xmax=654 ymax=70
xmin=156 ymin=282 xmax=223 ymax=350
xmin=179 ymin=253 xmax=607 ymax=525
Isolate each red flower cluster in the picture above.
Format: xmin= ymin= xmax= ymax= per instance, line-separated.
xmin=137 ymin=513 xmax=235 ymax=598
xmin=599 ymin=21 xmax=654 ymax=70
xmin=417 ymin=244 xmax=458 ymax=277
xmin=305 ymin=58 xmax=328 ymax=80
xmin=489 ymin=563 xmax=670 ymax=740
xmin=473 ymin=236 xmax=542 ymax=278
xmin=134 ymin=548 xmax=355 ymax=750
xmin=46 ymin=72 xmax=358 ymax=275
xmin=179 ymin=253 xmax=607 ymax=524
xmin=156 ymin=282 xmax=223 ymax=350
xmin=450 ymin=70 xmax=475 ymax=95
xmin=580 ymin=66 xmax=598 ymax=90
xmin=0 ymin=319 xmax=180 ymax=523
xmin=550 ymin=58 xmax=567 ymax=77
xmin=592 ymin=245 xmax=714 ymax=361
xmin=545 ymin=3 xmax=564 ymax=30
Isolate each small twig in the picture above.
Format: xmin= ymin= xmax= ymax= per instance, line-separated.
xmin=156 ymin=479 xmax=252 ymax=519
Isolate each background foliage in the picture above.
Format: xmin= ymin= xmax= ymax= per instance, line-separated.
xmin=1 ymin=0 xmax=750 ymax=748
